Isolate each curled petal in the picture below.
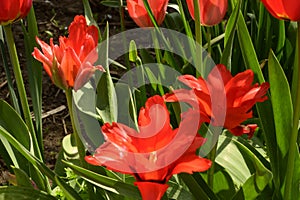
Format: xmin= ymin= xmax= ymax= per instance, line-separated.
xmin=74 ymin=62 xmax=104 ymax=91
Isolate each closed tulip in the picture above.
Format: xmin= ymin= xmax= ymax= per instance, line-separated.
xmin=127 ymin=0 xmax=169 ymax=27
xmin=186 ymin=0 xmax=227 ymax=26
xmin=0 ymin=0 xmax=32 ymax=25
xmin=261 ymin=0 xmax=300 ymax=21
xmin=32 ymin=16 xmax=104 ymax=91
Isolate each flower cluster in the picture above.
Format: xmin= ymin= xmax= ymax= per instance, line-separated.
xmin=85 ymin=65 xmax=269 ymax=199
xmin=127 ymin=0 xmax=228 ymax=27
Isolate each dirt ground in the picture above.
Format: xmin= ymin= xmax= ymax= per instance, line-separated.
xmin=0 ymin=0 xmax=130 ymax=185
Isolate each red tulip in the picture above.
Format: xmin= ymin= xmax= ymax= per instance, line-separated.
xmin=32 ymin=15 xmax=104 ymax=91
xmin=127 ymin=0 xmax=169 ymax=27
xmin=0 ymin=0 xmax=32 ymax=25
xmin=164 ymin=64 xmax=269 ymax=138
xmin=261 ymin=0 xmax=300 ymax=21
xmin=85 ymin=95 xmax=211 ymax=200
xmin=186 ymin=0 xmax=228 ymax=26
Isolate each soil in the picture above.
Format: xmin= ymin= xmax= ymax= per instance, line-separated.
xmin=0 ymin=0 xmax=132 ymax=185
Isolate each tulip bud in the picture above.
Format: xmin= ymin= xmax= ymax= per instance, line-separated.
xmin=127 ymin=0 xmax=169 ymax=27
xmin=0 ymin=0 xmax=32 ymax=25
xmin=186 ymin=0 xmax=228 ymax=26
xmin=261 ymin=0 xmax=300 ymax=21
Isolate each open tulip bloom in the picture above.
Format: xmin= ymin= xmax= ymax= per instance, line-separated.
xmin=32 ymin=15 xmax=104 ymax=91
xmin=85 ymin=95 xmax=211 ymax=200
xmin=165 ymin=64 xmax=269 ymax=138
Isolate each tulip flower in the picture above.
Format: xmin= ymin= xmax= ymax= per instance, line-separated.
xmin=0 ymin=0 xmax=32 ymax=25
xmin=186 ymin=0 xmax=228 ymax=26
xmin=32 ymin=15 xmax=104 ymax=91
xmin=85 ymin=95 xmax=211 ymax=200
xmin=165 ymin=64 xmax=269 ymax=138
xmin=127 ymin=0 xmax=169 ymax=27
xmin=261 ymin=0 xmax=300 ymax=21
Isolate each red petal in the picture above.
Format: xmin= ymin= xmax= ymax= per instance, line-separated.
xmin=172 ymin=156 xmax=211 ymax=175
xmin=60 ymin=47 xmax=81 ymax=87
xmin=229 ymin=124 xmax=258 ymax=138
xmin=134 ymin=182 xmax=169 ymax=200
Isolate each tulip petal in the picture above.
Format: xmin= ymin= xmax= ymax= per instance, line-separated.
xmin=134 ymin=182 xmax=169 ymax=200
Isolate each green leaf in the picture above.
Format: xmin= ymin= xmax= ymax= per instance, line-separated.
xmin=236 ymin=11 xmax=279 ymax=193
xmin=216 ymin=135 xmax=272 ymax=199
xmin=0 ymin=125 xmax=81 ymax=198
xmin=0 ymin=30 xmax=20 ymax=114
xmin=63 ymin=161 xmax=142 ymax=199
xmin=129 ymin=40 xmax=138 ymax=62
xmin=179 ymin=173 xmax=219 ymax=200
xmin=101 ymin=0 xmax=121 ymax=8
xmin=268 ymin=50 xmax=293 ymax=163
xmin=0 ymin=186 xmax=56 ymax=200
xmin=12 ymin=167 xmax=34 ymax=188
xmin=220 ymin=0 xmax=240 ymax=70
xmin=96 ymin=24 xmax=117 ymax=123
xmin=0 ymin=100 xmax=31 ymax=171
xmin=55 ymin=176 xmax=83 ymax=200
xmin=22 ymin=7 xmax=43 ymax=153
xmin=232 ymin=137 xmax=273 ymax=200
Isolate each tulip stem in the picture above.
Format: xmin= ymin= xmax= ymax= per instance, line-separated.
xmin=207 ymin=139 xmax=217 ymax=189
xmin=284 ymin=21 xmax=300 ymax=200
xmin=65 ymin=89 xmax=86 ymax=165
xmin=3 ymin=24 xmax=43 ymax=160
xmin=193 ymin=0 xmax=203 ymax=77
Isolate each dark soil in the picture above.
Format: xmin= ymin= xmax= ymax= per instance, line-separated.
xmin=0 ymin=0 xmax=130 ymax=185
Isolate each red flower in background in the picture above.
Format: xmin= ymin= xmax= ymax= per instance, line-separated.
xmin=0 ymin=0 xmax=32 ymax=25
xmin=85 ymin=95 xmax=211 ymax=200
xmin=165 ymin=64 xmax=269 ymax=138
xmin=186 ymin=0 xmax=228 ymax=26
xmin=127 ymin=0 xmax=169 ymax=27
xmin=32 ymin=15 xmax=104 ymax=91
xmin=261 ymin=0 xmax=300 ymax=21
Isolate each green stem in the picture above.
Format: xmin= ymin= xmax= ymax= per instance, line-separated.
xmin=193 ymin=0 xmax=203 ymax=77
xmin=207 ymin=27 xmax=212 ymax=56
xmin=65 ymin=89 xmax=86 ymax=165
xmin=207 ymin=141 xmax=217 ymax=189
xmin=3 ymin=24 xmax=42 ymax=160
xmin=284 ymin=21 xmax=300 ymax=200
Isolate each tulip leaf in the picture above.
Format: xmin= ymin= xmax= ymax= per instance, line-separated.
xmin=96 ymin=24 xmax=118 ymax=124
xmin=0 ymin=125 xmax=82 ymax=198
xmin=236 ymin=11 xmax=279 ymax=192
xmin=101 ymin=0 xmax=121 ymax=8
xmin=55 ymin=176 xmax=83 ymax=200
xmin=12 ymin=167 xmax=34 ymax=188
xmin=179 ymin=173 xmax=218 ymax=200
xmin=220 ymin=0 xmax=240 ymax=70
xmin=62 ymin=161 xmax=142 ymax=199
xmin=0 ymin=100 xmax=31 ymax=170
xmin=216 ymin=135 xmax=272 ymax=199
xmin=268 ymin=50 xmax=293 ymax=162
xmin=0 ymin=31 xmax=20 ymax=114
xmin=22 ymin=7 xmax=43 ymax=155
xmin=0 ymin=186 xmax=56 ymax=200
